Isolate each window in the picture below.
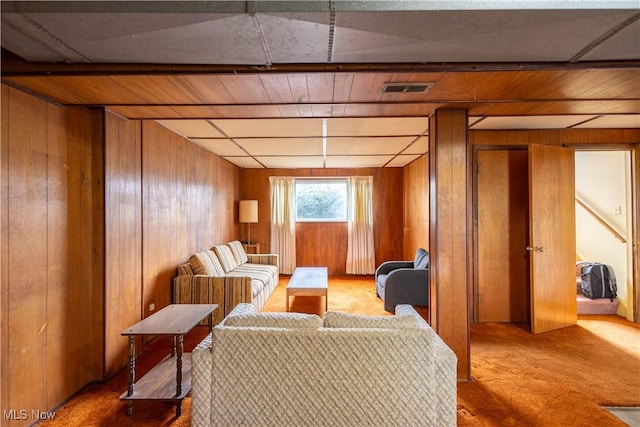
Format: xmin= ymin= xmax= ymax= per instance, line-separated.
xmin=295 ymin=179 xmax=348 ymax=222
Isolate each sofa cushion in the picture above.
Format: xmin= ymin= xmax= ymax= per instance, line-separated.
xmin=227 ymin=240 xmax=248 ymax=265
xmin=323 ymin=311 xmax=419 ymax=329
xmin=226 ymin=263 xmax=277 ymax=285
xmin=414 ymin=248 xmax=429 ymax=269
xmin=189 ymin=251 xmax=225 ymax=276
xmin=212 ymin=245 xmax=238 ymax=273
xmin=224 ymin=312 xmax=322 ymax=329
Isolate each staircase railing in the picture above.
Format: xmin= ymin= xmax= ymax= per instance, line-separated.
xmin=575 ymin=196 xmax=627 ymax=244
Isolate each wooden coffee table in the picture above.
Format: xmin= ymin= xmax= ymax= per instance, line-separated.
xmin=120 ymin=304 xmax=217 ymax=417
xmin=286 ymin=267 xmax=328 ymax=312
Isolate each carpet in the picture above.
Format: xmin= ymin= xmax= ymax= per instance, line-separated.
xmin=40 ymin=276 xmax=640 ymax=427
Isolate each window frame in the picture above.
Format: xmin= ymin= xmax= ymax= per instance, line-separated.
xmin=294 ymin=178 xmax=349 ymax=223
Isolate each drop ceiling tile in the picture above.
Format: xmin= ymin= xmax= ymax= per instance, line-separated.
xmin=259 ymin=13 xmax=331 ymax=63
xmin=402 ymin=137 xmax=428 ymax=155
xmin=325 ymin=155 xmax=393 ymax=168
xmin=470 ymin=115 xmax=596 ymax=130
xmin=157 ymin=120 xmax=224 ymax=137
xmin=573 ymin=114 xmax=640 ymax=128
xmin=235 ymin=138 xmax=323 ymax=156
xmin=223 ymin=157 xmax=264 ymax=168
xmin=386 ymin=154 xmax=421 ymax=167
xmin=327 ymin=117 xmax=428 ymax=136
xmin=256 ymin=156 xmax=324 ymax=169
xmin=326 ymin=137 xmax=414 ymax=155
xmin=212 ymin=118 xmax=323 ymax=137
xmin=191 ymin=139 xmax=246 ymax=156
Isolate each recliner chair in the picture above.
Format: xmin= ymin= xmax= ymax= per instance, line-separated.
xmin=375 ymin=248 xmax=429 ymax=312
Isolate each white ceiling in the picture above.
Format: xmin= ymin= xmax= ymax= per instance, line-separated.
xmin=156 ymin=114 xmax=640 ymax=168
xmin=2 ymin=1 xmax=639 ymax=168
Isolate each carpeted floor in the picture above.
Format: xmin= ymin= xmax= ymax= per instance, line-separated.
xmin=41 ymin=276 xmax=640 ymax=426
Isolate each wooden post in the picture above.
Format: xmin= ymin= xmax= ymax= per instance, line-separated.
xmin=429 ymin=109 xmax=471 ymax=381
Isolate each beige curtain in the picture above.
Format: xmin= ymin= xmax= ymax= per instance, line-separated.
xmin=269 ymin=176 xmax=297 ymax=274
xmin=346 ymin=176 xmax=375 ymax=274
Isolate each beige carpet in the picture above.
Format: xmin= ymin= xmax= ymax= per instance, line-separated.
xmin=41 ymin=276 xmax=639 ymax=426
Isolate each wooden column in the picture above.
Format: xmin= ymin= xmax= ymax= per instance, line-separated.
xmin=429 ymin=109 xmax=471 ymax=380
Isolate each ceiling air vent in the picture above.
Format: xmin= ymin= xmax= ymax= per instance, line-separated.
xmin=381 ymin=82 xmax=435 ymax=93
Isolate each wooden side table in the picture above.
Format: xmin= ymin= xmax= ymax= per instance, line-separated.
xmin=243 ymin=242 xmax=260 ymax=254
xmin=120 ymin=304 xmax=217 ymax=417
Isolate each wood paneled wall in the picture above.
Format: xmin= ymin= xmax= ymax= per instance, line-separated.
xmin=141 ymin=121 xmax=239 ymax=320
xmin=104 ymin=117 xmax=239 ymax=375
xmin=403 ymin=154 xmax=429 ymax=260
xmin=240 ymin=168 xmax=403 ymax=275
xmin=1 ymin=85 xmax=104 ymax=421
xmin=104 ymin=112 xmax=143 ymax=376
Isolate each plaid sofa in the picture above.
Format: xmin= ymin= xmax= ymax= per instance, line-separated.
xmin=173 ymin=241 xmax=279 ymax=325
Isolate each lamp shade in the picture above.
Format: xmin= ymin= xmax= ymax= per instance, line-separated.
xmin=239 ymin=200 xmax=258 ymax=223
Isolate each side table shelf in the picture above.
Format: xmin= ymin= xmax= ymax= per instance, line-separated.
xmin=120 ymin=304 xmax=217 ymax=417
xmin=119 ymin=352 xmax=192 ymax=402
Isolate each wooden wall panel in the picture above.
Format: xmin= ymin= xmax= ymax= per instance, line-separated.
xmin=1 ymin=84 xmax=7 ymax=412
xmin=104 ymin=112 xmax=142 ymax=376
xmin=403 ymin=154 xmax=429 ymax=260
xmin=66 ymin=107 xmax=104 ymax=389
xmin=470 ymin=129 xmax=640 ymax=147
xmin=296 ymin=222 xmax=348 ymax=274
xmin=142 ymin=121 xmax=239 ymax=320
xmin=240 ymin=168 xmax=403 ymax=275
xmin=6 ymin=87 xmax=49 ymax=418
xmin=1 ymin=86 xmax=103 ymax=421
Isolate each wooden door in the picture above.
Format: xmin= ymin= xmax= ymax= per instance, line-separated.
xmin=477 ymin=150 xmax=529 ymax=322
xmin=528 ymin=143 xmax=577 ymax=334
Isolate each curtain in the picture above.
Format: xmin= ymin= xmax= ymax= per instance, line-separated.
xmin=269 ymin=176 xmax=297 ymax=274
xmin=346 ymin=176 xmax=375 ymax=274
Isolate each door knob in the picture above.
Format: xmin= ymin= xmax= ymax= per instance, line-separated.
xmin=526 ymin=246 xmax=545 ymax=252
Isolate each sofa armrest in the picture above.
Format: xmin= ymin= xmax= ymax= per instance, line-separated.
xmin=394 ymin=304 xmax=457 ymax=426
xmin=375 ymin=260 xmax=414 ymax=278
xmin=246 ymin=253 xmax=279 ymax=269
xmin=383 ymin=268 xmax=429 ymax=311
xmin=173 ymin=275 xmax=252 ymax=325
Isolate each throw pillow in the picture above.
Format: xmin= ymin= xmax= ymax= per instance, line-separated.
xmin=212 ymin=245 xmax=238 ymax=273
xmin=224 ymin=312 xmax=322 ymax=329
xmin=227 ymin=240 xmax=249 ymax=265
xmin=323 ymin=311 xmax=419 ymax=329
xmin=414 ymin=248 xmax=429 ymax=269
xmin=189 ymin=251 xmax=225 ymax=276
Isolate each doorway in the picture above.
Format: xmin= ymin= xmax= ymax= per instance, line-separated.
xmin=575 ymin=150 xmax=633 ymax=320
xmin=474 ymin=144 xmax=578 ymax=333
xmin=475 ymin=149 xmax=529 ymax=323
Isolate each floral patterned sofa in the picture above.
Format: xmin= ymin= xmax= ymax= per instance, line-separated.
xmin=173 ymin=241 xmax=278 ymax=324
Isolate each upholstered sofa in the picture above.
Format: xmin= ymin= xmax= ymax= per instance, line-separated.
xmin=173 ymin=241 xmax=278 ymax=324
xmin=191 ymin=303 xmax=457 ymax=427
xmin=376 ymin=248 xmax=430 ymax=312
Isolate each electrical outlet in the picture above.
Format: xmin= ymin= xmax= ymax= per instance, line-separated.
xmin=149 ymin=303 xmax=155 ymax=312
xmin=614 ymin=205 xmax=622 ymax=215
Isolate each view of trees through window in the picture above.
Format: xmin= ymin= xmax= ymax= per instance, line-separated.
xmin=295 ymin=180 xmax=348 ymax=221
